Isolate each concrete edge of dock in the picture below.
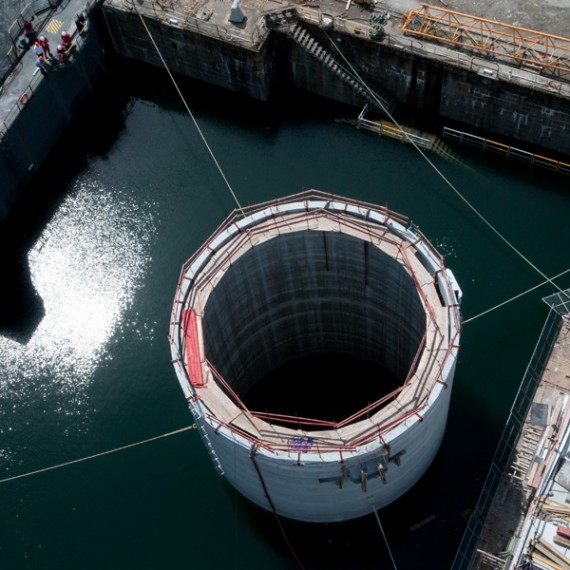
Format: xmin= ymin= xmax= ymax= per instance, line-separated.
xmin=453 ymin=289 xmax=570 ymax=570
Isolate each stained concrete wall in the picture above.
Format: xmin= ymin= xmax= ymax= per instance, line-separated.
xmin=203 ymin=231 xmax=426 ymax=397
xmin=95 ymin=4 xmax=570 ymax=157
xmin=0 ymin=25 xmax=108 ymax=221
xmin=97 ymin=5 xmax=274 ymax=100
xmin=2 ymin=3 xmax=569 ymax=222
xmin=440 ymin=69 xmax=570 ymax=154
xmin=280 ymin=24 xmax=570 ymax=156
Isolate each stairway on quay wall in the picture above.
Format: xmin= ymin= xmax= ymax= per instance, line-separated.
xmin=3 ymin=0 xmax=570 ymax=221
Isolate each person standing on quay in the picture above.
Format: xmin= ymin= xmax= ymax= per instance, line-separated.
xmin=36 ymin=55 xmax=49 ymax=76
xmin=39 ymin=35 xmax=53 ymax=59
xmin=61 ymin=31 xmax=72 ymax=51
xmin=23 ymin=20 xmax=37 ymax=44
xmin=33 ymin=40 xmax=44 ymax=59
xmin=56 ymin=44 xmax=69 ymax=64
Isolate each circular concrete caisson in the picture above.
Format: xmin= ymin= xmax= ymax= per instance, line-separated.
xmin=169 ymin=190 xmax=462 ymax=523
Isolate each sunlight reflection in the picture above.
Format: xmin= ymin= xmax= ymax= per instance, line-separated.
xmin=0 ymin=178 xmax=157 ymax=413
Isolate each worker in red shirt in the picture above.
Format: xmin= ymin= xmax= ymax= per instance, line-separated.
xmin=61 ymin=31 xmax=72 ymax=51
xmin=56 ymin=44 xmax=69 ymax=64
xmin=23 ymin=20 xmax=37 ymax=44
xmin=39 ymin=35 xmax=52 ymax=58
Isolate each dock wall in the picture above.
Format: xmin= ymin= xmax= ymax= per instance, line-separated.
xmin=279 ymin=22 xmax=570 ymax=156
xmin=440 ymin=68 xmax=570 ymax=155
xmin=97 ymin=4 xmax=274 ymax=100
xmin=0 ymin=21 xmax=108 ymax=220
xmin=2 ymin=1 xmax=570 ymax=220
xmin=96 ymin=3 xmax=570 ymax=157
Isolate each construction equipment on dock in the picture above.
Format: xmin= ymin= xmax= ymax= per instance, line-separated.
xmin=402 ymin=5 xmax=570 ymax=80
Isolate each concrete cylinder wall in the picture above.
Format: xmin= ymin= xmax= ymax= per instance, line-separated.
xmin=170 ymin=195 xmax=462 ymax=523
xmin=203 ymin=231 xmax=426 ymax=396
xmin=200 ymin=368 xmax=453 ymax=522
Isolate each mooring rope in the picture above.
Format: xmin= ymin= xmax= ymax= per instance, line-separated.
xmin=249 ymin=448 xmax=305 ymax=570
xmin=463 ymin=266 xmax=570 ymax=324
xmin=132 ymin=3 xmax=244 ymax=213
xmin=0 ymin=425 xmax=195 ymax=485
xmin=325 ymin=33 xmax=570 ymax=309
xmin=371 ymin=502 xmax=399 ymax=570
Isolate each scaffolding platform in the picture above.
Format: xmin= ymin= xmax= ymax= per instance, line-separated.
xmin=453 ymin=290 xmax=570 ymax=569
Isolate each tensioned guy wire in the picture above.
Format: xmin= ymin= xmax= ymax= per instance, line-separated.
xmin=371 ymin=502 xmax=399 ymax=570
xmin=324 ymin=32 xmax=570 ymax=314
xmin=132 ymin=3 xmax=244 ymax=214
xmin=463 ymin=266 xmax=570 ymax=324
xmin=0 ymin=426 xmax=195 ymax=485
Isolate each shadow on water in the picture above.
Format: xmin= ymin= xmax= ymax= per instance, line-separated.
xmin=118 ymin=57 xmax=361 ymax=131
xmin=0 ymin=76 xmax=129 ymax=343
xmin=227 ymin=449 xmax=459 ymax=569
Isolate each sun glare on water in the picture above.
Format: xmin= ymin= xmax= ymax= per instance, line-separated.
xmin=0 ymin=179 xmax=157 ymax=460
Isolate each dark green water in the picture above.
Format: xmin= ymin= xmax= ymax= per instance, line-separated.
xmin=0 ymin=64 xmax=569 ymax=569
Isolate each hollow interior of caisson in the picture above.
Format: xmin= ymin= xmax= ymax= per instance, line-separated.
xmin=202 ymin=231 xmax=426 ymax=426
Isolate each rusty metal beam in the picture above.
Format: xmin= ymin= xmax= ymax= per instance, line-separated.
xmin=402 ymin=4 xmax=570 ymax=79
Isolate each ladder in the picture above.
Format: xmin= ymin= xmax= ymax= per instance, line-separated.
xmin=190 ymin=404 xmax=225 ymax=475
xmin=289 ymin=22 xmax=395 ymax=116
xmin=197 ymin=424 xmax=224 ymax=475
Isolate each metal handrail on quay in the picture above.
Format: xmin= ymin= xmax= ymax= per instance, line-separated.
xmin=442 ymin=127 xmax=570 ymax=175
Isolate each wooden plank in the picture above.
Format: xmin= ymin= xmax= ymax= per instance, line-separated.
xmin=554 ymin=534 xmax=570 ymax=549
xmin=557 ymin=526 xmax=570 ymax=540
xmin=534 ymin=538 xmax=570 ymax=570
xmin=532 ymin=552 xmax=565 ymax=570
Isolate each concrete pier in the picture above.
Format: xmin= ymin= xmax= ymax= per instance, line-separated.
xmin=96 ymin=0 xmax=570 ymax=158
xmin=0 ymin=0 xmax=109 ymax=220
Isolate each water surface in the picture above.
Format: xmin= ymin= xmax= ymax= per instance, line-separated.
xmin=1 ymin=65 xmax=569 ymax=569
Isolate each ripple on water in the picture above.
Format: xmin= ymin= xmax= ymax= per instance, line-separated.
xmin=0 ymin=177 xmax=157 ymax=454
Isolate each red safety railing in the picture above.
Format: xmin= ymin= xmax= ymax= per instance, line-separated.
xmin=168 ymin=191 xmax=462 ymax=455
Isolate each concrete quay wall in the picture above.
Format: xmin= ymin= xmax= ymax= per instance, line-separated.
xmin=440 ymin=68 xmax=570 ymax=155
xmin=2 ymin=1 xmax=569 ymax=222
xmin=0 ymin=24 xmax=108 ymax=221
xmin=97 ymin=2 xmax=570 ymax=158
xmin=281 ymin=20 xmax=570 ymax=156
xmin=97 ymin=3 xmax=274 ymax=100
